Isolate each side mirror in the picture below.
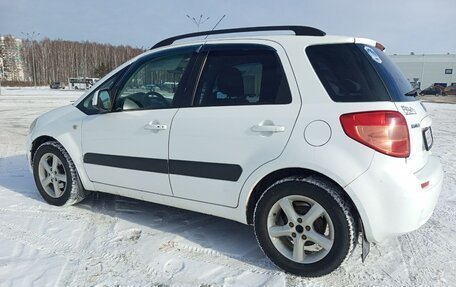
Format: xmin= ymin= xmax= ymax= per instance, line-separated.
xmin=92 ymin=89 xmax=112 ymax=113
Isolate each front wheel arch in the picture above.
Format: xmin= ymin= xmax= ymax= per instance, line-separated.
xmin=31 ymin=135 xmax=58 ymax=163
xmin=33 ymin=140 xmax=90 ymax=205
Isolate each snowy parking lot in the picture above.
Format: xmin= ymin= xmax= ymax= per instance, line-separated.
xmin=0 ymin=88 xmax=455 ymax=287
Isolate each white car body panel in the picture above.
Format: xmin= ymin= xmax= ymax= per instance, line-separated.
xmin=394 ymin=101 xmax=430 ymax=172
xmin=346 ymin=153 xmax=443 ymax=242
xmin=27 ymin=105 xmax=95 ymax=191
xmin=81 ymin=109 xmax=178 ymax=196
xmin=169 ymin=103 xmax=299 ymax=207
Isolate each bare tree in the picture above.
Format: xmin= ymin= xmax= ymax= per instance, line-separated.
xmin=20 ymin=38 xmax=143 ymax=85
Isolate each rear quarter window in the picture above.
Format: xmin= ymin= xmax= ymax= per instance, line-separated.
xmin=306 ymin=43 xmax=416 ymax=102
xmin=306 ymin=44 xmax=390 ymax=102
xmin=359 ymin=44 xmax=416 ymax=102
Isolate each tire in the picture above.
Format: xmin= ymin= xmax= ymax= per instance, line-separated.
xmin=254 ymin=176 xmax=357 ymax=277
xmin=33 ymin=141 xmax=89 ymax=206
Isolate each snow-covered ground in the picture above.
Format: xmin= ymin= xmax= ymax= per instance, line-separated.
xmin=0 ymin=87 xmax=455 ymax=287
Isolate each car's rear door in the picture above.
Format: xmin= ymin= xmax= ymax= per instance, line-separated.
xmin=81 ymin=46 xmax=198 ymax=195
xmin=168 ymin=43 xmax=301 ymax=207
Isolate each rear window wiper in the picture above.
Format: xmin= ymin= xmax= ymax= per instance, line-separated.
xmin=405 ymin=88 xmax=421 ymax=97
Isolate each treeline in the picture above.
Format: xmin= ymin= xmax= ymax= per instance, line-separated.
xmin=21 ymin=38 xmax=144 ymax=85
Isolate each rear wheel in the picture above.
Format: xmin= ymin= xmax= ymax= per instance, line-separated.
xmin=254 ymin=176 xmax=356 ymax=277
xmin=33 ymin=141 xmax=89 ymax=206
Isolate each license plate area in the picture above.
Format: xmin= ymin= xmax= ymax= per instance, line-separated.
xmin=423 ymin=127 xmax=433 ymax=151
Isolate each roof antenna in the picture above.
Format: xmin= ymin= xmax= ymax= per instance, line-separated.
xmin=205 ymin=15 xmax=226 ymax=39
xmin=186 ymin=14 xmax=210 ymax=31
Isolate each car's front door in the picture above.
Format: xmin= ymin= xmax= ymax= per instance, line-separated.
xmin=168 ymin=43 xmax=301 ymax=207
xmin=81 ymin=47 xmax=196 ymax=195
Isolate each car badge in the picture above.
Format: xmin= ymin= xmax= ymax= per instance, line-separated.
xmin=401 ymin=106 xmax=416 ymax=115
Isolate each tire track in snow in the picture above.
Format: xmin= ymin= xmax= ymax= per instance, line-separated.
xmin=399 ymin=232 xmax=442 ymax=286
xmin=0 ymin=207 xmax=84 ymax=221
xmin=0 ymin=221 xmax=76 ymax=259
xmin=62 ymin=195 xmax=159 ymax=286
xmin=0 ymin=200 xmax=159 ymax=286
xmin=159 ymin=240 xmax=280 ymax=276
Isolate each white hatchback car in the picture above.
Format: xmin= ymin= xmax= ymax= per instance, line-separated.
xmin=26 ymin=26 xmax=443 ymax=277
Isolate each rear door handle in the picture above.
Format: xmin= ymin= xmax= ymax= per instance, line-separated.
xmin=251 ymin=124 xmax=285 ymax=133
xmin=144 ymin=121 xmax=167 ymax=131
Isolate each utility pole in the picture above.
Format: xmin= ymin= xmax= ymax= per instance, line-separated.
xmin=186 ymin=14 xmax=210 ymax=31
xmin=21 ymin=31 xmax=40 ymax=87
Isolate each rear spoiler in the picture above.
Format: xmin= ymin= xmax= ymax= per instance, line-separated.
xmin=355 ymin=37 xmax=386 ymax=51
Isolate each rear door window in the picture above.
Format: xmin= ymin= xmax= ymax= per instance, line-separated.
xmin=306 ymin=43 xmax=416 ymax=102
xmin=193 ymin=48 xmax=292 ymax=107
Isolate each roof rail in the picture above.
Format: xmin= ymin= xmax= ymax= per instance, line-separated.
xmin=151 ymin=25 xmax=326 ymax=49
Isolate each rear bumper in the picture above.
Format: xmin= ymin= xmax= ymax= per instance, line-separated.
xmin=346 ymin=154 xmax=443 ymax=243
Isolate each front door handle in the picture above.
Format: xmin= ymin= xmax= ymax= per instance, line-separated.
xmin=251 ymin=124 xmax=285 ymax=133
xmin=144 ymin=121 xmax=167 ymax=131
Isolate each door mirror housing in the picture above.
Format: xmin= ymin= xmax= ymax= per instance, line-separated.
xmin=92 ymin=89 xmax=112 ymax=113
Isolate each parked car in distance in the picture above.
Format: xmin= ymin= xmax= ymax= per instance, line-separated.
xmin=443 ymin=84 xmax=456 ymax=96
xmin=49 ymin=81 xmax=65 ymax=89
xmin=26 ymin=26 xmax=443 ymax=277
xmin=420 ymin=84 xmax=445 ymax=96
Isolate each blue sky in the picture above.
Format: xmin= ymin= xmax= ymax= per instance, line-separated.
xmin=1 ymin=0 xmax=454 ymax=54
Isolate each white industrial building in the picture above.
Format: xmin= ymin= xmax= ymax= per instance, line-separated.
xmin=390 ymin=53 xmax=456 ymax=90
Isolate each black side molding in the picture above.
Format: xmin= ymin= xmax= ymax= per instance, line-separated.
xmin=169 ymin=159 xmax=242 ymax=182
xmin=83 ymin=153 xmax=242 ymax=182
xmin=83 ymin=153 xmax=168 ymax=173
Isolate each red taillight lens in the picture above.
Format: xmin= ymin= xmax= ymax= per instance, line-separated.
xmin=340 ymin=111 xmax=410 ymax=158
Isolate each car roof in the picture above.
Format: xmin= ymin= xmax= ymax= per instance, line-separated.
xmin=149 ymin=26 xmax=378 ymax=51
xmin=150 ymin=26 xmax=378 ymax=51
xmin=145 ymin=34 xmax=368 ymax=55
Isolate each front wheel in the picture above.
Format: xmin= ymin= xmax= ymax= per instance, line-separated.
xmin=254 ymin=176 xmax=357 ymax=277
xmin=33 ymin=141 xmax=89 ymax=206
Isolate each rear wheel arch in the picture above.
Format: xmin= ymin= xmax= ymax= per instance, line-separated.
xmin=253 ymin=175 xmax=358 ymax=276
xmin=245 ymin=168 xmax=361 ymax=229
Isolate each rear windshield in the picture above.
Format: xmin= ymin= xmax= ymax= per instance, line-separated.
xmin=306 ymin=43 xmax=416 ymax=102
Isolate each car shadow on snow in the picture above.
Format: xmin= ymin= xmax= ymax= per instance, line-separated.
xmin=0 ymin=153 xmax=279 ymax=273
xmin=0 ymin=154 xmax=44 ymax=202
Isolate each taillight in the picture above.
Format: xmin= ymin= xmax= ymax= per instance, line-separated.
xmin=340 ymin=111 xmax=410 ymax=158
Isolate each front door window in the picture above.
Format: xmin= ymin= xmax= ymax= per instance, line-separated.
xmin=114 ymin=53 xmax=192 ymax=111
